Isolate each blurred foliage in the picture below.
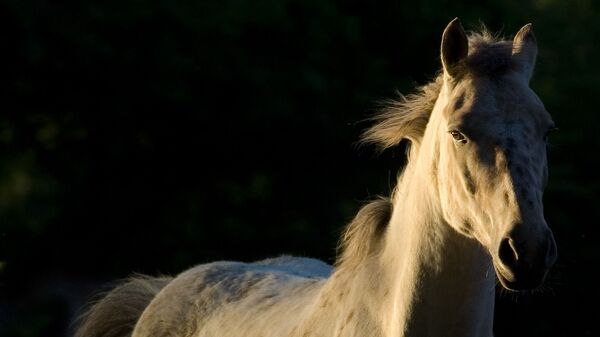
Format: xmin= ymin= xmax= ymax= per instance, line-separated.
xmin=0 ymin=0 xmax=598 ymax=336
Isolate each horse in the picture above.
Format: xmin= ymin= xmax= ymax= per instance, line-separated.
xmin=74 ymin=18 xmax=558 ymax=337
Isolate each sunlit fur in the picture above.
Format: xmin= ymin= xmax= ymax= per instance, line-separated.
xmin=74 ymin=20 xmax=557 ymax=337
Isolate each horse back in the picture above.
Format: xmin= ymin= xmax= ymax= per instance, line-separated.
xmin=132 ymin=256 xmax=331 ymax=337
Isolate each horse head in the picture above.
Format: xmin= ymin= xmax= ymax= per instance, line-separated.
xmin=431 ymin=19 xmax=557 ymax=291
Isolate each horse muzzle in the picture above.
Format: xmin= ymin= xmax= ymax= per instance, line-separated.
xmin=494 ymin=228 xmax=557 ymax=291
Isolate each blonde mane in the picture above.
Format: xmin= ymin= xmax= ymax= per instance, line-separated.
xmin=335 ymin=197 xmax=392 ymax=268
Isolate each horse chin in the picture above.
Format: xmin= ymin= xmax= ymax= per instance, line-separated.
xmin=495 ymin=270 xmax=520 ymax=291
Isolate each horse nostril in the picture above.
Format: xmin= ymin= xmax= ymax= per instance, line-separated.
xmin=498 ymin=237 xmax=519 ymax=268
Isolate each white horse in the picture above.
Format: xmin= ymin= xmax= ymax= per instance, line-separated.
xmin=75 ymin=18 xmax=558 ymax=337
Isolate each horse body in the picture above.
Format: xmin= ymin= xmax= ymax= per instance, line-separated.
xmin=75 ymin=19 xmax=557 ymax=337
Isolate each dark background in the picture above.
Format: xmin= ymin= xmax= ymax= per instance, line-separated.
xmin=1 ymin=1 xmax=597 ymax=336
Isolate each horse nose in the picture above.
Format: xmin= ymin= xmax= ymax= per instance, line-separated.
xmin=498 ymin=229 xmax=557 ymax=271
xmin=498 ymin=228 xmax=557 ymax=289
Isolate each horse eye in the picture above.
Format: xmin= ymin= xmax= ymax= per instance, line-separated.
xmin=449 ymin=130 xmax=468 ymax=144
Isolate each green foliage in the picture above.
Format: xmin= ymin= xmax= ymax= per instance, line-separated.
xmin=0 ymin=1 xmax=597 ymax=336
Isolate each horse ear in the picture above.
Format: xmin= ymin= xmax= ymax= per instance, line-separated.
xmin=512 ymin=23 xmax=538 ymax=82
xmin=441 ymin=18 xmax=469 ymax=78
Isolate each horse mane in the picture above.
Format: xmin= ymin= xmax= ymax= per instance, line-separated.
xmin=337 ymin=28 xmax=515 ymax=268
xmin=336 ymin=197 xmax=392 ymax=268
xmin=361 ymin=76 xmax=443 ymax=150
xmin=361 ymin=28 xmax=514 ymax=150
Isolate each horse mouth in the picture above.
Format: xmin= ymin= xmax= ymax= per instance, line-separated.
xmin=494 ymin=264 xmax=547 ymax=291
xmin=495 ymin=269 xmax=520 ymax=291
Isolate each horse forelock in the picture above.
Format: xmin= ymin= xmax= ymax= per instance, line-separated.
xmin=465 ymin=31 xmax=515 ymax=76
xmin=361 ymin=28 xmax=517 ymax=151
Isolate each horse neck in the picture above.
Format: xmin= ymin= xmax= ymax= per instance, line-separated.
xmin=307 ymin=143 xmax=497 ymax=337
xmin=379 ymin=109 xmax=496 ymax=337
